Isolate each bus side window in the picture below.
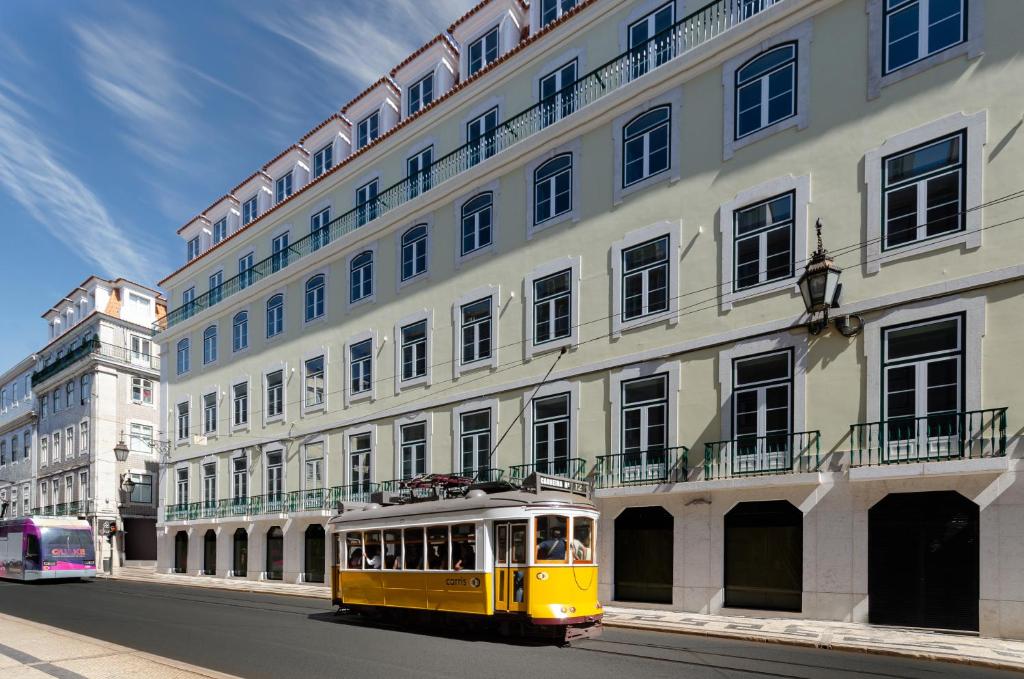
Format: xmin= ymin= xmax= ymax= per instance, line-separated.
xmin=571 ymin=516 xmax=594 ymax=564
xmin=404 ymin=527 xmax=424 ymax=569
xmin=346 ymin=532 xmax=363 ymax=569
xmin=535 ymin=515 xmax=568 ymax=563
xmin=451 ymin=524 xmax=476 ymax=571
xmin=364 ymin=531 xmax=382 ymax=569
xmin=426 ymin=525 xmax=449 ymax=570
xmin=383 ymin=529 xmax=402 ymax=569
xmin=24 ymin=534 xmax=40 ymax=568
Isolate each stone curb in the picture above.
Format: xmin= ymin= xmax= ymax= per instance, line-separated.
xmin=601 ymin=619 xmax=1024 ymax=673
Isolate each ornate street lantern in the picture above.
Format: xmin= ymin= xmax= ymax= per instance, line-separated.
xmin=798 ymin=219 xmax=862 ymax=336
xmin=113 ymin=438 xmax=130 ymax=462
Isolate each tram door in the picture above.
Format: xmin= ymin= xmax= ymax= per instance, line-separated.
xmin=494 ymin=521 xmax=528 ymax=613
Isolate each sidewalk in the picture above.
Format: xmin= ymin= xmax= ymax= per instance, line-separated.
xmin=0 ymin=612 xmax=239 ymax=679
xmin=106 ymin=568 xmax=1024 ymax=672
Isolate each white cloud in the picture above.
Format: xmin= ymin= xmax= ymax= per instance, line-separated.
xmin=0 ymin=89 xmax=159 ymax=285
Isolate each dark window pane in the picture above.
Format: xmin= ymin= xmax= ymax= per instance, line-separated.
xmin=886 ymin=318 xmax=959 ymax=359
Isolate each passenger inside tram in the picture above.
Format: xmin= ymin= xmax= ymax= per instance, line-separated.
xmin=451 ymin=524 xmax=476 ymax=571
xmin=571 ymin=517 xmax=594 ymax=563
xmin=427 ymin=526 xmax=449 ymax=570
xmin=364 ymin=532 xmax=382 ymax=569
xmin=536 ymin=516 xmax=568 ymax=561
xmin=404 ymin=528 xmax=424 ymax=569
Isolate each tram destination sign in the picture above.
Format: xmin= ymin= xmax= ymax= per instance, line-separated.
xmin=527 ymin=472 xmax=590 ymax=498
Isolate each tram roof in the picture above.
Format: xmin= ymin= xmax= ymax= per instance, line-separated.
xmin=328 ymin=488 xmax=596 ymax=526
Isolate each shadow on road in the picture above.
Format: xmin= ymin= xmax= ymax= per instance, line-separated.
xmin=307 ymin=610 xmax=559 ymax=648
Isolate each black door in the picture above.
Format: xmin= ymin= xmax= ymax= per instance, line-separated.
xmin=614 ymin=506 xmax=673 ymax=603
xmin=173 ymin=531 xmax=188 ymax=574
xmin=123 ymin=518 xmax=157 ymax=560
xmin=869 ymin=491 xmax=979 ymax=631
xmin=305 ymin=525 xmax=325 ymax=583
xmin=233 ymin=528 xmax=248 ymax=577
xmin=203 ymin=530 xmax=216 ymax=575
xmin=266 ymin=527 xmax=284 ymax=580
xmin=724 ymin=500 xmax=802 ymax=612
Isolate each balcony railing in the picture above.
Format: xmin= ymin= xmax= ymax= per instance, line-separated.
xmin=850 ymin=408 xmax=1008 ymax=467
xmin=32 ymin=337 xmax=159 ymax=386
xmin=157 ymin=0 xmax=781 ymax=332
xmin=508 ymin=458 xmax=586 ymax=482
xmin=163 ymin=485 xmax=386 ymax=522
xmin=29 ymin=500 xmax=93 ymax=517
xmin=704 ymin=431 xmax=821 ymax=479
xmin=594 ymin=447 xmax=689 ymax=488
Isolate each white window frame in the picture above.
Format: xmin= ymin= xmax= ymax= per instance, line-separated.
xmin=867 ymin=0 xmax=982 ymax=99
xmin=524 ymin=139 xmax=582 ymax=237
xmin=312 ymin=143 xmax=333 ymax=179
xmin=199 ymin=388 xmax=218 ymax=437
xmin=609 ymin=360 xmax=680 ymax=456
xmin=275 ymin=172 xmax=293 ymax=204
xmin=232 ymin=309 xmax=250 ymax=354
xmin=467 ymin=26 xmax=500 ymax=76
xmin=406 ymin=143 xmax=434 ymax=199
xmin=347 ymin=244 xmax=377 ymax=308
xmin=393 ymin=414 xmax=431 ymax=480
xmin=301 ymin=347 xmax=329 ymax=415
xmin=393 ymin=309 xmax=433 ymax=394
xmin=271 ymin=231 xmax=290 ymax=273
xmin=242 ymin=196 xmax=258 ymax=225
xmin=130 ymin=335 xmax=153 ymax=366
xmin=263 ymin=363 xmax=287 ymax=425
xmin=356 ymin=177 xmax=379 ymax=226
xmin=719 ymin=174 xmax=811 ymax=311
xmin=345 ymin=424 xmax=376 ymax=489
xmin=407 ymin=72 xmax=434 ymax=116
xmin=344 ymin=331 xmax=377 ymax=407
xmin=453 ymin=285 xmax=500 ymax=378
xmin=610 ymin=221 xmax=681 ymax=337
xmin=265 ymin=289 xmax=286 ymax=340
xmin=264 ymin=446 xmax=286 ymax=499
xmin=524 ymin=256 xmax=581 ymax=359
xmin=864 ymin=110 xmax=986 ymax=273
xmin=521 ymin=380 xmax=580 ymax=470
xmin=453 ymin=180 xmax=500 ymax=266
xmin=231 ymin=377 xmax=251 ymax=432
xmin=230 ymin=450 xmax=250 ymax=502
xmin=175 ymin=398 xmax=191 ymax=443
xmin=612 ymin=88 xmax=682 ymax=205
xmin=396 ymin=219 xmax=431 ymax=289
xmin=130 ymin=376 xmax=155 ymax=405
xmin=202 ymin=324 xmax=218 ymax=365
xmin=176 ymin=337 xmax=191 ymax=375
xmin=128 ymin=420 xmax=155 ymax=455
xmin=452 ymin=398 xmax=499 ymax=475
xmin=357 ymin=111 xmax=380 ymax=149
xmin=304 ymin=270 xmax=328 ymax=324
xmin=722 ymin=21 xmax=811 ymax=160
xmin=302 ymin=438 xmax=327 ymax=491
xmin=212 ymin=217 xmax=227 ymax=244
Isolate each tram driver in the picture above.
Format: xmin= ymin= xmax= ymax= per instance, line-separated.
xmin=537 ymin=527 xmax=566 ymax=561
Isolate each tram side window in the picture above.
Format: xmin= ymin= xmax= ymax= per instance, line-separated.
xmin=364 ymin=531 xmax=382 ymax=569
xmin=536 ymin=515 xmax=568 ymax=562
xmin=572 ymin=516 xmax=595 ymax=564
xmin=404 ymin=527 xmax=424 ymax=569
xmin=451 ymin=523 xmax=476 ymax=571
xmin=346 ymin=532 xmax=363 ymax=569
xmin=427 ymin=525 xmax=450 ymax=570
xmin=383 ymin=529 xmax=402 ymax=569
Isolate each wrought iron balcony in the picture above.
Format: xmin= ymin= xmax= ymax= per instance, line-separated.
xmin=849 ymin=408 xmax=1008 ymax=467
xmin=508 ymin=459 xmax=586 ymax=482
xmin=704 ymin=431 xmax=821 ymax=479
xmin=29 ymin=500 xmax=93 ymax=517
xmin=158 ymin=0 xmax=782 ymax=332
xmin=162 ymin=485 xmax=384 ymax=522
xmin=594 ymin=447 xmax=689 ymax=488
xmin=32 ymin=337 xmax=159 ymax=386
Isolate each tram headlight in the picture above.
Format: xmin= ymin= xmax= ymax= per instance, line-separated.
xmin=536 ymin=571 xmax=548 ymax=581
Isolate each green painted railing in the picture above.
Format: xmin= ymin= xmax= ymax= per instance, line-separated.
xmin=594 ymin=447 xmax=688 ymax=488
xmin=164 ymin=486 xmax=378 ymax=522
xmin=850 ymin=408 xmax=1007 ymax=467
xmin=158 ymin=0 xmax=782 ymax=332
xmin=508 ymin=458 xmax=586 ymax=482
xmin=704 ymin=430 xmax=821 ymax=479
xmin=32 ymin=337 xmax=159 ymax=386
xmin=29 ymin=501 xmax=93 ymax=517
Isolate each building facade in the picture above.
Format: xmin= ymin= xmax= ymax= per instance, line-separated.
xmin=155 ymin=0 xmax=1024 ymax=638
xmin=0 ymin=357 xmax=37 ymax=519
xmin=31 ymin=277 xmax=164 ymax=568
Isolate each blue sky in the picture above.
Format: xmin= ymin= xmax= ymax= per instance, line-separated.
xmin=0 ymin=0 xmax=474 ymax=370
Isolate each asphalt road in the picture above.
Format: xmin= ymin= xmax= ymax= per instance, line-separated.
xmin=0 ymin=578 xmax=1014 ymax=679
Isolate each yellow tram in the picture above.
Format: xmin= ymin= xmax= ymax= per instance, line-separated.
xmin=328 ymin=473 xmax=602 ymax=641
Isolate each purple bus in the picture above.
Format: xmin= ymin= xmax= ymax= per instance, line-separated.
xmin=0 ymin=517 xmax=96 ymax=580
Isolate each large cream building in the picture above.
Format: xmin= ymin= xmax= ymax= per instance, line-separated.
xmin=154 ymin=0 xmax=1024 ymax=638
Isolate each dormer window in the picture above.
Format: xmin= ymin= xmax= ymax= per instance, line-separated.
xmin=468 ymin=27 xmax=499 ymax=77
xmin=312 ymin=144 xmax=333 ymax=179
xmin=275 ymin=172 xmax=293 ymax=204
xmin=357 ymin=112 xmax=380 ymax=149
xmin=187 ymin=237 xmax=201 ymax=261
xmin=540 ymin=0 xmax=576 ymax=26
xmin=242 ymin=196 xmax=258 ymax=225
xmin=212 ymin=218 xmax=227 ymax=244
xmin=408 ymin=73 xmax=434 ymax=116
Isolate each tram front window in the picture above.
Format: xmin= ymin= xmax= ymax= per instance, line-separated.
xmin=383 ymin=529 xmax=402 ymax=569
xmin=404 ymin=528 xmax=424 ymax=569
xmin=427 ymin=525 xmax=449 ymax=570
xmin=364 ymin=531 xmax=382 ymax=569
xmin=451 ymin=524 xmax=476 ymax=571
xmin=536 ymin=515 xmax=568 ymax=562
xmin=346 ymin=532 xmax=363 ymax=569
xmin=572 ymin=517 xmax=595 ymax=563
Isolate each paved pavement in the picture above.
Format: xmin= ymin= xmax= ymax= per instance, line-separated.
xmin=108 ymin=567 xmax=1024 ymax=672
xmin=0 ymin=611 xmax=239 ymax=679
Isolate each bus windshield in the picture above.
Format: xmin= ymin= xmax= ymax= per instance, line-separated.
xmin=40 ymin=527 xmax=95 ymax=564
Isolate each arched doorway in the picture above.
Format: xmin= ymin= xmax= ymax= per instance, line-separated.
xmin=203 ymin=530 xmax=216 ymax=575
xmin=173 ymin=531 xmax=188 ymax=574
xmin=869 ymin=491 xmax=979 ymax=631
xmin=232 ymin=528 xmax=248 ymax=577
xmin=304 ymin=525 xmax=325 ymax=583
xmin=614 ymin=506 xmax=673 ymax=603
xmin=266 ymin=526 xmax=284 ymax=580
xmin=724 ymin=500 xmax=803 ymax=611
